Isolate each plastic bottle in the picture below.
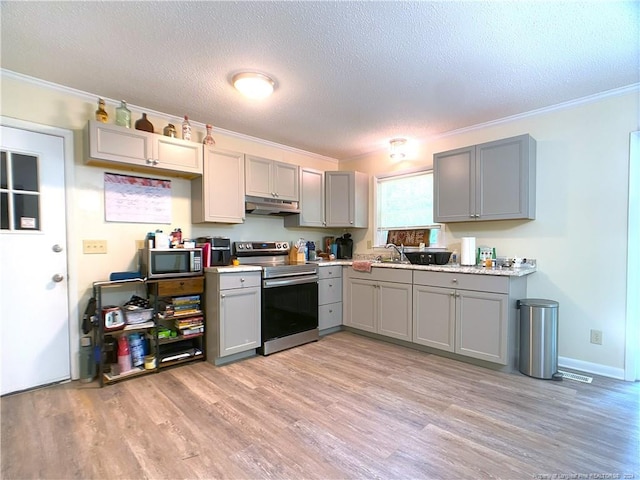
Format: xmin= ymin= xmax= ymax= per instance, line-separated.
xmin=117 ymin=336 xmax=132 ymax=373
xmin=182 ymin=115 xmax=192 ymax=141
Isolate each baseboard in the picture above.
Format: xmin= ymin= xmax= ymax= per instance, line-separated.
xmin=558 ymin=356 xmax=625 ymax=380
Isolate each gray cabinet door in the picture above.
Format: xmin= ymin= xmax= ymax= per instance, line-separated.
xmin=413 ymin=285 xmax=455 ymax=352
xmin=284 ymin=167 xmax=324 ymax=227
xmin=455 ymin=290 xmax=508 ymax=364
xmin=378 ymin=281 xmax=412 ymax=341
xmin=476 ymin=134 xmax=535 ymax=220
xmin=434 ymin=146 xmax=475 ymax=222
xmin=344 ymin=278 xmax=377 ymax=332
xmin=219 ymin=286 xmax=261 ymax=357
xmin=325 ymin=171 xmax=369 ymax=228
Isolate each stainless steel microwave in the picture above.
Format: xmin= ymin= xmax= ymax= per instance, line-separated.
xmin=140 ymin=247 xmax=203 ymax=279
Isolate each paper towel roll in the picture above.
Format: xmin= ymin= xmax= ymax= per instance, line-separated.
xmin=461 ymin=237 xmax=476 ymax=265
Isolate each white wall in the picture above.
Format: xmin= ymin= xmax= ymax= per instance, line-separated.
xmin=341 ymin=88 xmax=639 ymax=378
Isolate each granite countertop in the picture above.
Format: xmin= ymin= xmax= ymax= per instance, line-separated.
xmin=312 ymin=259 xmax=536 ymax=277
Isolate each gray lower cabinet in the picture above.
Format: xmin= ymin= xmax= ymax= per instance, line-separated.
xmin=413 ymin=271 xmax=523 ymax=366
xmin=434 ymin=134 xmax=536 ymax=222
xmin=318 ymin=265 xmax=342 ymax=331
xmin=344 ymin=268 xmax=412 ymax=341
xmin=205 ymin=271 xmax=261 ymax=361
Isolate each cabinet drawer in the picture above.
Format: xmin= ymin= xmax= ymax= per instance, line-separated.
xmin=219 ymin=272 xmax=261 ymax=290
xmin=155 ymin=277 xmax=204 ymax=296
xmin=413 ymin=271 xmax=508 ymax=294
xmin=319 ymin=302 xmax=342 ymax=330
xmin=318 ymin=265 xmax=342 ymax=279
xmin=349 ymin=267 xmax=412 ymax=284
xmin=319 ymin=277 xmax=342 ymax=305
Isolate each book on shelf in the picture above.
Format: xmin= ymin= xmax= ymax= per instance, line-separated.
xmin=173 ymin=303 xmax=200 ymax=311
xmin=181 ymin=326 xmax=204 ymax=337
xmin=158 ymin=310 xmax=202 ymax=319
xmin=175 ymin=316 xmax=204 ymax=328
xmin=172 ymin=295 xmax=200 ymax=305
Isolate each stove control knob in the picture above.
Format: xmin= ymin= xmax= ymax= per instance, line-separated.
xmin=282 ymin=242 xmax=289 ymax=249
xmin=245 ymin=243 xmax=252 ymax=250
xmin=276 ymin=243 xmax=282 ymax=249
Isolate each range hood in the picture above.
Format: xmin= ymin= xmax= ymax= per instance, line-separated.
xmin=245 ymin=196 xmax=301 ymax=216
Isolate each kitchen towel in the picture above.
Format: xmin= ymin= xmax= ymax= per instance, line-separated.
xmin=352 ymin=260 xmax=373 ymax=273
xmin=461 ymin=237 xmax=476 ymax=266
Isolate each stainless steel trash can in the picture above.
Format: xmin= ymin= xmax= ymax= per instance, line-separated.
xmin=518 ymin=299 xmax=561 ymax=380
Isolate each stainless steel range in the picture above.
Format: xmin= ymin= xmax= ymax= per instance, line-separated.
xmin=234 ymin=241 xmax=319 ymax=355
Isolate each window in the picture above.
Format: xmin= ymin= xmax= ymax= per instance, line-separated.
xmin=374 ymin=169 xmax=441 ymax=247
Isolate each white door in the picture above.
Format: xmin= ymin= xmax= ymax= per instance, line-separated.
xmin=0 ymin=125 xmax=70 ymax=395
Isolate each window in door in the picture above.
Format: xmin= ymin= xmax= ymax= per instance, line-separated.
xmin=374 ymin=169 xmax=442 ymax=247
xmin=0 ymin=150 xmax=41 ymax=231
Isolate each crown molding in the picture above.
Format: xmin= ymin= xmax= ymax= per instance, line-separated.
xmin=432 ymin=83 xmax=640 ymax=142
xmin=1 ymin=69 xmax=339 ymax=165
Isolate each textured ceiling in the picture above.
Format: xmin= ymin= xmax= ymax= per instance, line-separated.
xmin=1 ymin=1 xmax=638 ymax=160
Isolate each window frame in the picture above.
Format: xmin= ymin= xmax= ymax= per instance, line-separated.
xmin=372 ymin=167 xmax=443 ymax=248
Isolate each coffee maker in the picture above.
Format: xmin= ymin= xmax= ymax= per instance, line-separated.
xmin=196 ymin=236 xmax=231 ymax=266
xmin=336 ymin=233 xmax=353 ymax=259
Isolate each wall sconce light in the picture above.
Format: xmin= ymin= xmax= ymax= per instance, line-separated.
xmin=389 ymin=138 xmax=408 ymax=159
xmin=232 ymin=72 xmax=275 ymax=99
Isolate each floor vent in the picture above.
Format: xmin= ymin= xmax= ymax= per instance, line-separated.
xmin=558 ymin=370 xmax=593 ymax=383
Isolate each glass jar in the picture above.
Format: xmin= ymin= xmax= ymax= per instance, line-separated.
xmin=95 ymin=98 xmax=108 ymax=123
xmin=163 ymin=123 xmax=177 ymax=138
xmin=203 ymin=124 xmax=215 ymax=146
xmin=115 ymin=100 xmax=131 ymax=128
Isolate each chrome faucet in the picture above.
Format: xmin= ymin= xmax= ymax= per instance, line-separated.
xmin=385 ymin=243 xmax=409 ymax=263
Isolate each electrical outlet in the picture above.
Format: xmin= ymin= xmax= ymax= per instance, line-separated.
xmin=135 ymin=239 xmax=145 ymax=250
xmin=367 ymin=240 xmax=372 ymax=249
xmin=83 ymin=239 xmax=107 ymax=254
xmin=590 ymin=329 xmax=603 ymax=345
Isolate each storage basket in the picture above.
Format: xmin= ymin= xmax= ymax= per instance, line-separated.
xmin=123 ymin=307 xmax=154 ymax=325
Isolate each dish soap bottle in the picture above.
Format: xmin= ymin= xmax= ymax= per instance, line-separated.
xmin=115 ymin=100 xmax=131 ymax=128
xmin=95 ymin=98 xmax=108 ymax=123
xmin=182 ymin=115 xmax=192 ymax=141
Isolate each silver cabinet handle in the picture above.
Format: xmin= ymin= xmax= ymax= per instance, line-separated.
xmin=221 ymin=293 xmax=226 ymax=298
xmin=52 ymin=274 xmax=64 ymax=282
xmin=240 ymin=278 xmax=245 ymax=282
xmin=452 ymin=278 xmax=458 ymax=283
xmin=450 ymin=292 xmax=455 ymax=297
xmin=52 ymin=244 xmax=63 ymax=253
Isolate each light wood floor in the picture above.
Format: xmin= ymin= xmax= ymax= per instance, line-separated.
xmin=2 ymin=331 xmax=639 ymax=479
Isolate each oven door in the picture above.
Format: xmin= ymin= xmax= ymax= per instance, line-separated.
xmin=262 ymin=275 xmax=319 ymax=342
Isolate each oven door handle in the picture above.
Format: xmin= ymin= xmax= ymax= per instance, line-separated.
xmin=263 ymin=275 xmax=319 ymax=288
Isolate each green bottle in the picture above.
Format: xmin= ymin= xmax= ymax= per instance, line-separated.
xmin=115 ymin=100 xmax=131 ymax=128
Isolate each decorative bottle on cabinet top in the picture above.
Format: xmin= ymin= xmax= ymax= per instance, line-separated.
xmin=135 ymin=113 xmax=154 ymax=133
xmin=95 ymin=98 xmax=108 ymax=123
xmin=182 ymin=115 xmax=192 ymax=141
xmin=115 ymin=100 xmax=131 ymax=128
xmin=203 ymin=124 xmax=215 ymax=146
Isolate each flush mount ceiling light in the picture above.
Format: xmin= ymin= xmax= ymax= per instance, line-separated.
xmin=389 ymin=138 xmax=408 ymax=159
xmin=232 ymin=72 xmax=275 ymax=99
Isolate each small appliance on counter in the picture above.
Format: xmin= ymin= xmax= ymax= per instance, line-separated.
xmin=336 ymin=233 xmax=353 ymax=259
xmin=196 ymin=236 xmax=231 ymax=267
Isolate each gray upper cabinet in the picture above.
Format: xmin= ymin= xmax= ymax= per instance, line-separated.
xmin=191 ymin=146 xmax=245 ymax=224
xmin=325 ymin=171 xmax=369 ymax=228
xmin=245 ymin=155 xmax=299 ymax=201
xmin=284 ymin=167 xmax=325 ymax=228
xmin=434 ymin=134 xmax=536 ymax=222
xmin=85 ymin=120 xmax=203 ymax=178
